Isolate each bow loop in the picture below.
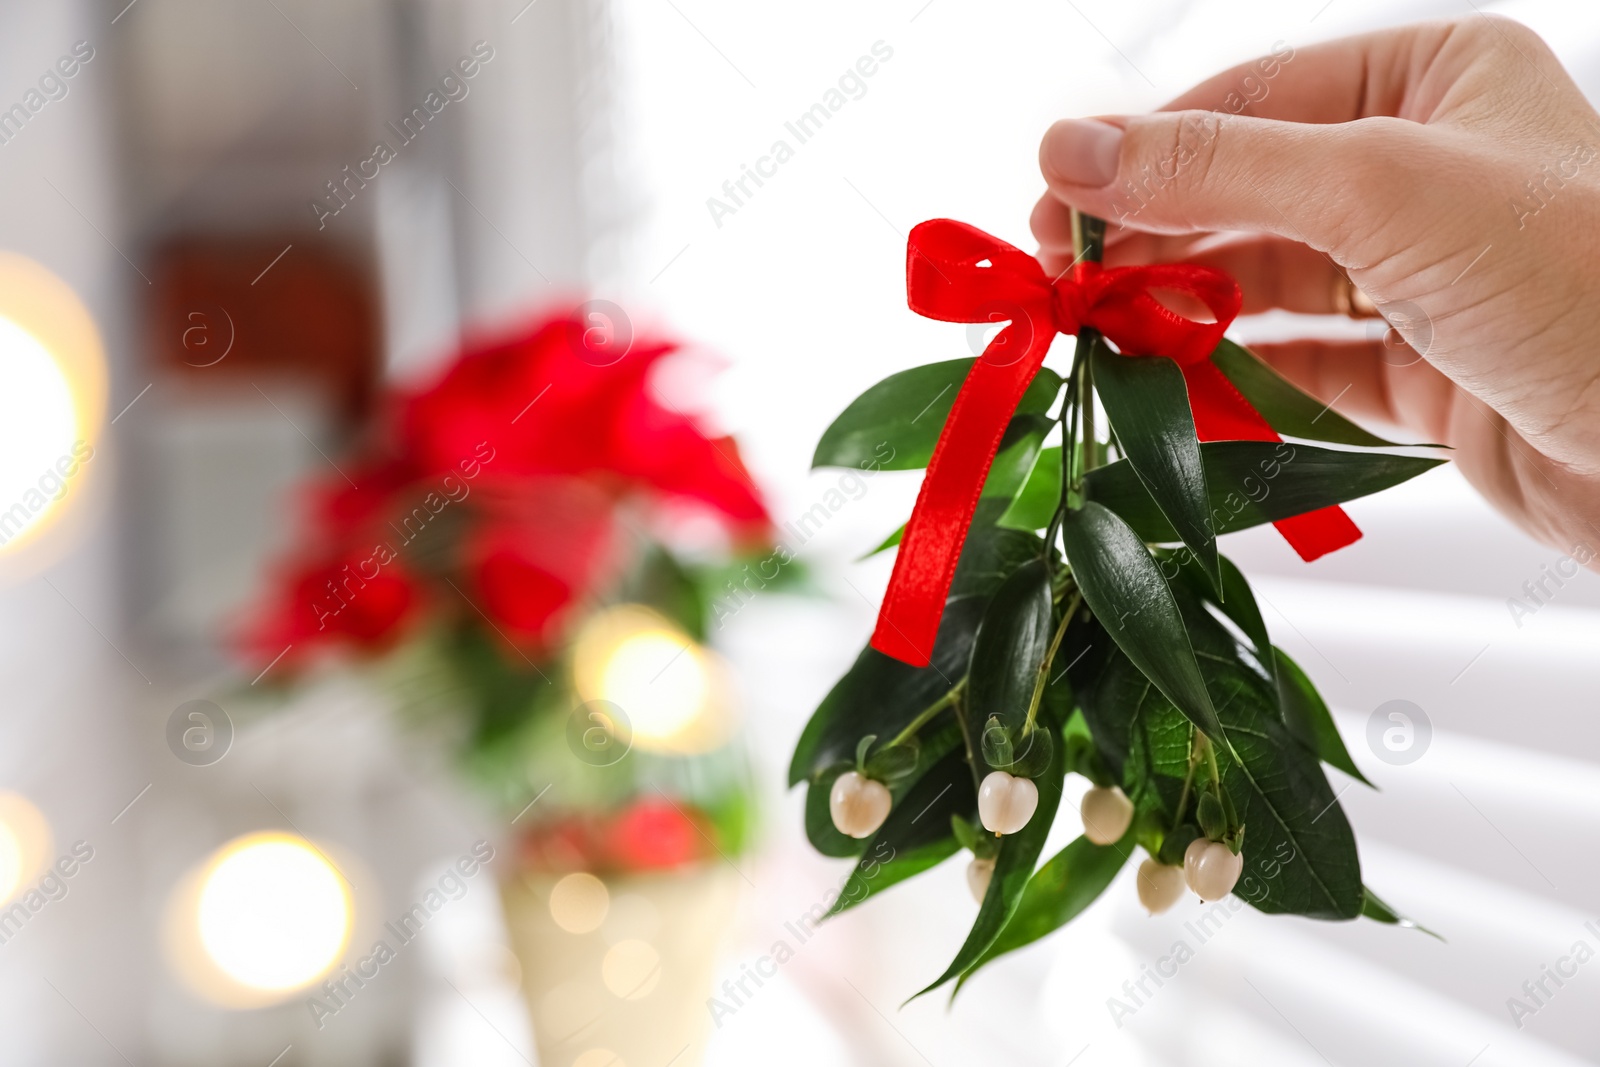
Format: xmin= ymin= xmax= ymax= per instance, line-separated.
xmin=906 ymin=219 xmax=1050 ymax=323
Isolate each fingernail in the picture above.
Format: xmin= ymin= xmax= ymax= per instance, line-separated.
xmin=1043 ymin=119 xmax=1123 ymax=187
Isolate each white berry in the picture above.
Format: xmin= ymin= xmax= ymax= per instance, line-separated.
xmin=1080 ymin=786 xmax=1134 ymax=845
xmin=829 ymin=771 xmax=891 ymax=839
xmin=967 ymin=857 xmax=995 ymax=903
xmin=1135 ymin=858 xmax=1185 ymax=915
xmin=1185 ymin=840 xmax=1244 ymax=901
xmin=978 ymin=771 xmax=1039 ymax=835
xmin=1184 ymin=837 xmax=1208 ymax=886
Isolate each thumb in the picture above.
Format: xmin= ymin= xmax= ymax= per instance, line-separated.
xmin=1040 ymin=112 xmax=1422 ymax=253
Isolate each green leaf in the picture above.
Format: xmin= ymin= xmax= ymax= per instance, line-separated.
xmin=967 ymin=559 xmax=1053 ymax=754
xmin=1362 ymin=886 xmax=1443 ymax=939
xmin=955 ymin=830 xmax=1132 ymax=989
xmin=813 ymin=359 xmax=1064 ymax=471
xmin=829 ymin=746 xmax=977 ymax=915
xmin=1007 ymin=725 xmax=1055 ymax=778
xmin=1059 ymin=502 xmax=1223 ymax=742
xmin=1275 ymin=647 xmax=1373 ymax=787
xmin=1072 ymin=631 xmax=1192 ymax=817
xmin=1041 ymin=648 xmax=1078 ymax=729
xmin=858 ymin=523 xmax=904 ymax=560
xmin=859 ymin=496 xmax=1047 ymax=578
xmin=1092 ymin=341 xmax=1218 ymax=586
xmin=1222 ymin=699 xmax=1363 ymax=919
xmin=946 ymin=506 xmax=1051 ymax=601
xmin=1060 ymin=708 xmax=1102 ymax=785
xmin=1086 ymin=440 xmax=1444 ymax=543
xmin=860 ymin=424 xmax=1055 ymax=558
xmin=914 ymin=712 xmax=1066 ymax=999
xmin=999 ymin=446 xmax=1062 ymax=531
xmin=864 ymin=740 xmax=921 ymax=783
xmin=1198 ymin=646 xmax=1363 ymax=920
xmin=630 ymin=545 xmax=708 ymax=641
xmin=951 ymin=814 xmax=981 ymax=854
xmin=1211 ymin=556 xmax=1273 ymax=674
xmin=792 ymin=514 xmax=1037 ymax=784
xmin=443 ymin=626 xmax=558 ymax=746
xmin=985 ymin=415 xmax=1053 ymax=500
xmin=788 ymin=595 xmax=983 ymax=787
xmin=1212 ymin=340 xmax=1429 ymax=449
xmin=794 ymin=511 xmax=1048 ymax=872
xmin=1165 ymin=550 xmax=1274 ymax=679
xmin=979 ymin=716 xmax=1013 ymax=769
xmin=1197 ymin=792 xmax=1226 ymax=839
xmin=1074 ymin=584 xmax=1365 ymax=920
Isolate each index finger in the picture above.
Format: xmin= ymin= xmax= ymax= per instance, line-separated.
xmin=1157 ymin=21 xmax=1456 ymax=124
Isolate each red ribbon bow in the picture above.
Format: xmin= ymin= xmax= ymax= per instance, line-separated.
xmin=871 ymin=219 xmax=1360 ymax=667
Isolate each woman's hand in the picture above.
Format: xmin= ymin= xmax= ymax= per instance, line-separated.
xmin=1033 ymin=16 xmax=1600 ymax=559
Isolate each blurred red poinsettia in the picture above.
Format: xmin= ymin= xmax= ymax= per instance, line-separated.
xmin=515 ymin=798 xmax=709 ymax=875
xmin=240 ymin=306 xmax=770 ymax=670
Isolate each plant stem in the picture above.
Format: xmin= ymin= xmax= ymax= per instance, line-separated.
xmin=1170 ymin=726 xmax=1201 ymax=839
xmin=1023 ymin=593 xmax=1080 ymax=734
xmin=1045 ymin=214 xmax=1108 ymax=589
xmin=1202 ymin=733 xmax=1223 ymax=791
xmin=951 ymin=685 xmax=984 ymax=791
xmin=1081 ymin=356 xmax=1097 ymax=476
xmin=1067 ymin=212 xmax=1106 ymax=493
xmin=888 ymin=678 xmax=966 ymax=749
xmin=1043 ymin=360 xmax=1079 ymax=555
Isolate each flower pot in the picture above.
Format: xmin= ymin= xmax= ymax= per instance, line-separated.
xmin=501 ymin=863 xmax=740 ymax=1067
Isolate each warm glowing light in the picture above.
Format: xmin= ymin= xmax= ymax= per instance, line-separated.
xmin=194 ymin=833 xmax=352 ymax=993
xmin=571 ymin=605 xmax=735 ymax=754
xmin=0 ymin=792 xmax=52 ymax=905
xmin=0 ymin=317 xmax=78 ymax=544
xmin=601 ymin=939 xmax=661 ymax=999
xmin=548 ymin=871 xmax=609 ymax=934
xmin=0 ymin=822 xmax=22 ymax=904
xmin=602 ymin=630 xmax=706 ymax=739
xmin=0 ymin=253 xmax=107 ymax=566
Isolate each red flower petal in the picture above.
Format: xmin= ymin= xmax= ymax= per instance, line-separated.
xmin=399 ymin=310 xmax=769 ymax=530
xmin=465 ymin=478 xmax=620 ymax=653
xmin=239 ymin=548 xmax=421 ymax=666
xmin=607 ymin=798 xmax=706 ymax=871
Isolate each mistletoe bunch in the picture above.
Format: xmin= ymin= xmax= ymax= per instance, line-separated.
xmin=789 ymin=214 xmax=1441 ymax=998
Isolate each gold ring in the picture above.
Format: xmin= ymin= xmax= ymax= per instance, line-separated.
xmin=1332 ymin=272 xmax=1381 ymax=319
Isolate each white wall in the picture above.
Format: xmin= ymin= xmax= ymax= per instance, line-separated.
xmin=0 ymin=1 xmax=139 ymax=1062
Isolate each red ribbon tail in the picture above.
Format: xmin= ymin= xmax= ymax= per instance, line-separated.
xmin=1181 ymin=359 xmax=1362 ymax=561
xmin=1275 ymin=507 xmax=1362 ymax=561
xmin=871 ymin=323 xmax=1048 ymax=667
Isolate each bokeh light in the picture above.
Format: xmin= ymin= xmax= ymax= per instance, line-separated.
xmin=548 ymin=871 xmax=610 ymax=934
xmin=0 ymin=253 xmax=107 ymax=563
xmin=0 ymin=792 xmax=53 ymax=906
xmin=601 ymin=939 xmax=661 ymax=999
xmin=0 ymin=317 xmax=78 ymax=543
xmin=166 ymin=831 xmax=358 ymax=1007
xmin=195 ymin=833 xmax=353 ymax=992
xmin=571 ymin=605 xmax=734 ymax=755
xmin=0 ymin=823 xmax=20 ymax=906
